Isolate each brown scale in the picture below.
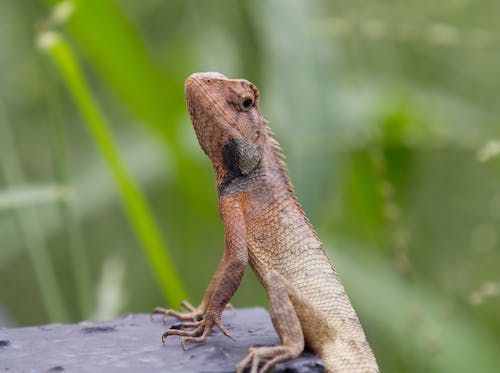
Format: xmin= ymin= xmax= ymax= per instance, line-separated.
xmin=152 ymin=72 xmax=379 ymax=373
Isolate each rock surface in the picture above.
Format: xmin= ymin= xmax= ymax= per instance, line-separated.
xmin=0 ymin=307 xmax=323 ymax=372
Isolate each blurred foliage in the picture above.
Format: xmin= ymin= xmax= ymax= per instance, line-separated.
xmin=0 ymin=0 xmax=499 ymax=371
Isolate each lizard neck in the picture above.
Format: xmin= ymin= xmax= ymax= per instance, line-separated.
xmin=214 ymin=127 xmax=295 ymax=199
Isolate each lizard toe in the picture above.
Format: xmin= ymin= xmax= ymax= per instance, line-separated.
xmin=180 ymin=326 xmax=211 ymax=350
xmin=161 ymin=323 xmax=205 ymax=343
xmin=236 ymin=345 xmax=300 ymax=373
xmin=151 ymin=301 xmax=204 ymax=323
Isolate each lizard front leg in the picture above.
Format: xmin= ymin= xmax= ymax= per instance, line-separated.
xmin=161 ymin=196 xmax=248 ymax=348
xmin=151 ymin=255 xmax=227 ymax=322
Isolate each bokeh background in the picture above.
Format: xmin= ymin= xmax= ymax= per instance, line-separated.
xmin=1 ymin=0 xmax=499 ymax=371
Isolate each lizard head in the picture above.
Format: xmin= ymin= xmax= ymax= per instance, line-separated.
xmin=185 ymin=72 xmax=267 ymax=179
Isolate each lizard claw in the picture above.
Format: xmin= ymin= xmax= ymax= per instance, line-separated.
xmin=214 ymin=317 xmax=235 ymax=341
xmin=179 ymin=300 xmax=196 ymax=312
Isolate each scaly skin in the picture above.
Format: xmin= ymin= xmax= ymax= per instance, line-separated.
xmin=153 ymin=72 xmax=379 ymax=373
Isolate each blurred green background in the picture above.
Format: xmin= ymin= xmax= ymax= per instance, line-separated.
xmin=1 ymin=0 xmax=499 ymax=371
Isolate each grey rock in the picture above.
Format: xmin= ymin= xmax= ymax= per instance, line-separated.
xmin=0 ymin=307 xmax=323 ymax=372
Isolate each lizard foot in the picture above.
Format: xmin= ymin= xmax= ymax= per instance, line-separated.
xmin=161 ymin=312 xmax=234 ymax=349
xmin=151 ymin=301 xmax=234 ymax=322
xmin=235 ymin=345 xmax=301 ymax=373
xmin=151 ymin=300 xmax=204 ymax=322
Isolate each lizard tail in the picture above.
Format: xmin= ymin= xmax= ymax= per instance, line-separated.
xmin=318 ymin=340 xmax=380 ymax=373
xmin=274 ymin=270 xmax=380 ymax=372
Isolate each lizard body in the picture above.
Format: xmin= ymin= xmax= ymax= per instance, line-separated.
xmin=153 ymin=72 xmax=379 ymax=373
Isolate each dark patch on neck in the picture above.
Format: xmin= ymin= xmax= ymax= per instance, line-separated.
xmin=218 ymin=161 xmax=264 ymax=196
xmin=222 ymin=138 xmax=243 ymax=175
xmin=220 ymin=139 xmax=244 ymax=195
xmin=218 ymin=170 xmax=241 ymax=195
xmin=219 ymin=138 xmax=264 ymax=196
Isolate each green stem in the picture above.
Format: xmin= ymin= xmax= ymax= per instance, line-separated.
xmin=39 ymin=32 xmax=187 ymax=306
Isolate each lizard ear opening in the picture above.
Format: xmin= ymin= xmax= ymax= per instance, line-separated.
xmin=222 ymin=138 xmax=262 ymax=176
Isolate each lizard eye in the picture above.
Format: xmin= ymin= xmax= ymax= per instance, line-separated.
xmin=239 ymin=97 xmax=254 ymax=111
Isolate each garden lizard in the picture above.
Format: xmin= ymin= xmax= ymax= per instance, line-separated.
xmin=153 ymin=72 xmax=379 ymax=373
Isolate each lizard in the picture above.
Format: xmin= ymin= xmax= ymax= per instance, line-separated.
xmin=152 ymin=72 xmax=379 ymax=373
